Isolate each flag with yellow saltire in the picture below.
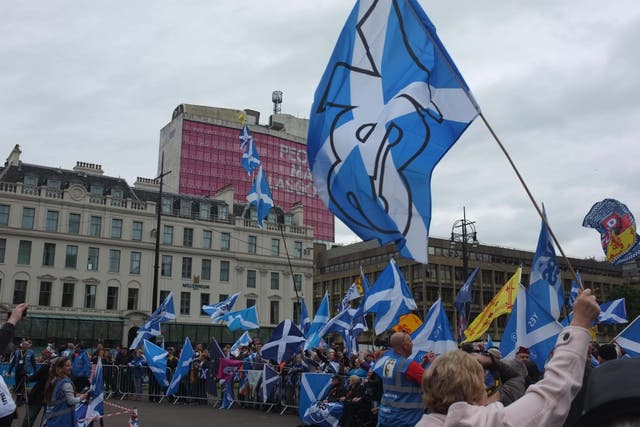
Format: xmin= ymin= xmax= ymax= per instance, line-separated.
xmin=463 ymin=267 xmax=521 ymax=343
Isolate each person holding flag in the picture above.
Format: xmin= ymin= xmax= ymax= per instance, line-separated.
xmin=43 ymin=357 xmax=88 ymax=427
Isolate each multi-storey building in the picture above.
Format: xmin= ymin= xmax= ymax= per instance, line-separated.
xmin=314 ymin=237 xmax=626 ymax=342
xmin=159 ymin=104 xmax=335 ymax=242
xmin=0 ymin=145 xmax=314 ymax=348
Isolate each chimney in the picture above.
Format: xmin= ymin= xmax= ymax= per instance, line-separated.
xmin=6 ymin=144 xmax=22 ymax=167
xmin=73 ymin=161 xmax=104 ymax=175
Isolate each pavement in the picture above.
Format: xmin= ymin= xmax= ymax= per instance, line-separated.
xmin=15 ymin=398 xmax=301 ymax=427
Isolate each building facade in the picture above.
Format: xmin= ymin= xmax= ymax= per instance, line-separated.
xmin=159 ymin=104 xmax=335 ymax=242
xmin=0 ymin=145 xmax=314 ymax=348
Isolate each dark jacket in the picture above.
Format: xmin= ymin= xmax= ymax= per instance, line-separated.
xmin=27 ymin=362 xmax=51 ymax=405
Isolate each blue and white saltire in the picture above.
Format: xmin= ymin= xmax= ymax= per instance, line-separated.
xmin=130 ymin=292 xmax=177 ymax=349
xmin=246 ymin=166 xmax=274 ymax=228
xmin=262 ymin=364 xmax=280 ymax=403
xmin=85 ymin=358 xmax=104 ymax=423
xmin=230 ymin=331 xmax=253 ymax=357
xmin=487 ymin=334 xmax=495 ymax=349
xmin=364 ymin=258 xmax=417 ymax=335
xmin=343 ymin=304 xmax=368 ymax=355
xmin=305 ymin=293 xmax=330 ymax=349
xmin=410 ymin=298 xmax=457 ymax=359
xmin=261 ymin=320 xmax=306 ymax=363
xmin=299 ymin=373 xmax=333 ymax=421
xmin=598 ymin=298 xmax=628 ymax=325
xmin=568 ymin=273 xmax=581 ymax=310
xmin=529 ymin=210 xmax=564 ymax=320
xmin=500 ymin=285 xmax=564 ymax=371
xmin=222 ymin=306 xmax=260 ymax=331
xmin=202 ymin=292 xmax=240 ymax=323
xmin=75 ymin=402 xmax=89 ymax=427
xmin=615 ymin=315 xmax=640 ymax=357
xmin=359 ymin=266 xmax=370 ymax=302
xmin=300 ymin=298 xmax=311 ymax=336
xmin=239 ymin=124 xmax=261 ymax=175
xmin=318 ymin=308 xmax=354 ymax=338
xmin=340 ymin=283 xmax=361 ymax=311
xmin=220 ymin=381 xmax=234 ymax=410
xmin=454 ymin=266 xmax=480 ymax=342
xmin=307 ymin=0 xmax=479 ymax=265
xmin=303 ymin=402 xmax=344 ymax=427
xmin=166 ymin=337 xmax=194 ymax=396
xmin=143 ymin=339 xmax=169 ymax=387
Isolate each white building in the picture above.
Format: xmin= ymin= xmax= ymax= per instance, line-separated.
xmin=0 ymin=145 xmax=314 ymax=348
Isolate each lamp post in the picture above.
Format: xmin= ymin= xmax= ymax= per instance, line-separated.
xmin=450 ymin=207 xmax=478 ymax=279
xmin=152 ymin=152 xmax=171 ymax=312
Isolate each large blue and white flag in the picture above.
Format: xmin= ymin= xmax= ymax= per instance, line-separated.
xmin=130 ymin=292 xmax=177 ymax=349
xmin=223 ymin=306 xmax=259 ymax=331
xmin=568 ymin=273 xmax=581 ymax=310
xmin=303 ymin=401 xmax=344 ymax=427
xmin=340 ymin=283 xmax=361 ymax=311
xmin=307 ymin=0 xmax=479 ymax=264
xmin=318 ymin=308 xmax=354 ymax=338
xmin=598 ymin=298 xmax=627 ymax=325
xmin=344 ymin=303 xmax=368 ymax=355
xmin=615 ymin=315 xmax=640 ymax=357
xmin=143 ymin=339 xmax=169 ymax=387
xmin=202 ymin=292 xmax=240 ymax=323
xmin=230 ymin=331 xmax=253 ymax=358
xmin=262 ymin=364 xmax=280 ymax=403
xmin=529 ymin=210 xmax=564 ymax=320
xmin=85 ymin=358 xmax=104 ymax=422
xmin=246 ymin=165 xmax=274 ymax=228
xmin=299 ymin=373 xmax=333 ymax=421
xmin=500 ymin=285 xmax=564 ymax=370
xmin=166 ymin=337 xmax=194 ymax=396
xmin=364 ymin=258 xmax=417 ymax=335
xmin=300 ymin=298 xmax=311 ymax=336
xmin=239 ymin=124 xmax=261 ymax=175
xmin=411 ymin=298 xmax=457 ymax=359
xmin=454 ymin=266 xmax=480 ymax=342
xmin=306 ymin=293 xmax=331 ymax=349
xmin=261 ymin=320 xmax=306 ymax=363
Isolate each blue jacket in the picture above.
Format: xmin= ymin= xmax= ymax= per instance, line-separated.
xmin=377 ymin=351 xmax=424 ymax=427
xmin=45 ymin=377 xmax=75 ymax=427
xmin=71 ymin=350 xmax=90 ymax=378
xmin=9 ymin=349 xmax=36 ymax=376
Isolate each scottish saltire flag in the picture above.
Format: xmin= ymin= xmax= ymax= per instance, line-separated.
xmin=209 ymin=337 xmax=226 ymax=360
xmin=246 ymin=165 xmax=274 ymax=228
xmin=239 ymin=124 xmax=261 ymax=175
xmin=130 ymin=292 xmax=177 ymax=349
xmin=299 ymin=373 xmax=333 ymax=421
xmin=85 ymin=358 xmax=104 ymax=423
xmin=340 ymin=283 xmax=361 ymax=311
xmin=529 ymin=211 xmax=564 ymax=320
xmin=261 ymin=320 xmax=306 ymax=363
xmin=202 ymin=292 xmax=240 ymax=323
xmin=307 ymin=0 xmax=479 ymax=265
xmin=262 ymin=364 xmax=280 ymax=403
xmin=568 ymin=273 xmax=581 ymax=310
xmin=487 ymin=334 xmax=494 ymax=349
xmin=223 ymin=306 xmax=259 ymax=331
xmin=344 ymin=303 xmax=368 ymax=355
xmin=306 ymin=293 xmax=330 ymax=349
xmin=616 ymin=315 xmax=640 ymax=357
xmin=364 ymin=258 xmax=417 ymax=335
xmin=501 ymin=285 xmax=564 ymax=370
xmin=318 ymin=308 xmax=354 ymax=338
xmin=598 ymin=298 xmax=627 ymax=325
xmin=143 ymin=339 xmax=169 ymax=387
xmin=454 ymin=266 xmax=480 ymax=342
xmin=230 ymin=331 xmax=253 ymax=357
xmin=300 ymin=298 xmax=311 ymax=336
xmin=411 ymin=298 xmax=456 ymax=359
xmin=166 ymin=337 xmax=194 ymax=396
xmin=303 ymin=402 xmax=344 ymax=427
xmin=75 ymin=402 xmax=90 ymax=427
xmin=583 ymin=198 xmax=640 ymax=265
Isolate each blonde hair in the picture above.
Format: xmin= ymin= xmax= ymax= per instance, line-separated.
xmin=422 ymin=350 xmax=486 ymax=414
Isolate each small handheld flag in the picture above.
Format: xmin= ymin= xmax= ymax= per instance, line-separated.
xmin=246 ymin=166 xmax=274 ymax=228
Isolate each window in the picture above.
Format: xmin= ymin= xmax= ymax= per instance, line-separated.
xmin=201 ymin=259 xmax=211 ymax=281
xmin=270 ymin=300 xmax=280 ymax=324
xmin=42 ymin=243 xmax=56 ymax=266
xmin=108 ymin=249 xmax=120 ymax=273
xmin=65 ymin=245 xmax=78 ymax=268
xmin=271 ymin=239 xmax=280 ymax=256
xmin=247 ymin=270 xmax=256 ymax=288
xmin=160 ymin=290 xmax=170 ymax=304
xmin=46 ymin=210 xmax=59 ymax=232
xmin=293 ymin=302 xmax=301 ymax=325
xmin=0 ymin=204 xmax=9 ymax=226
xmin=13 ymin=280 xmax=27 ymax=304
xmin=180 ymin=292 xmax=191 ymax=315
xmin=161 ymin=255 xmax=172 ymax=277
xmin=132 ymin=221 xmax=143 ymax=241
xmin=200 ymin=294 xmax=210 ymax=315
xmin=180 ymin=200 xmax=192 ymax=217
xmin=293 ymin=274 xmax=302 ymax=292
xmin=68 ymin=213 xmax=81 ymax=234
xmin=85 ymin=284 xmax=97 ymax=308
xmin=271 ymin=272 xmax=280 ymax=290
xmin=202 ymin=230 xmax=212 ymax=249
xmin=246 ymin=298 xmax=256 ymax=308
xmin=127 ymin=288 xmax=139 ymax=310
xmin=248 ymin=235 xmax=257 ymax=254
xmin=183 ymin=228 xmax=193 ymax=247
xmin=220 ymin=261 xmax=229 ymax=282
xmin=17 ymin=240 xmax=31 ymax=265
xmin=199 ymin=203 xmax=210 ymax=220
xmin=87 ymin=247 xmax=99 ymax=271
xmin=24 ymin=176 xmax=37 ymax=187
xmin=161 ymin=197 xmax=173 ymax=214
xmin=47 ymin=178 xmax=60 ymax=190
xmin=111 ymin=218 xmax=123 ymax=239
xmin=163 ymin=225 xmax=174 ymax=245
xmin=0 ymin=239 xmax=5 ymax=263
xmin=220 ymin=232 xmax=230 ymax=251
xmin=22 ymin=207 xmax=35 ymax=229
xmin=89 ymin=216 xmax=102 ymax=237
xmin=106 ymin=287 xmax=119 ymax=310
xmin=62 ymin=283 xmax=75 ymax=307
xmin=294 ymin=241 xmax=303 ymax=258
xmin=218 ymin=204 xmax=228 ymax=220
xmin=111 ymin=188 xmax=124 ymax=200
xmin=218 ymin=294 xmax=228 ymax=303
xmin=267 ymin=211 xmax=277 ymax=223
xmin=284 ymin=214 xmax=293 ymax=225
xmin=182 ymin=257 xmax=192 ymax=279
xmin=130 ymin=251 xmax=141 ymax=274
xmin=39 ymin=281 xmax=52 ymax=306
xmin=90 ymin=185 xmax=103 ymax=197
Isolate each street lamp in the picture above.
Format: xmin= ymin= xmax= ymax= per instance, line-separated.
xmin=450 ymin=207 xmax=478 ymax=279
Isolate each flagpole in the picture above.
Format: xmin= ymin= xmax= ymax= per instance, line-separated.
xmin=478 ymin=112 xmax=581 ymax=288
xmin=609 ymin=314 xmax=640 ymax=344
xmin=279 ymin=225 xmax=301 ymax=306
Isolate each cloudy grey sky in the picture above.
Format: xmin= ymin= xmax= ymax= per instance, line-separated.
xmin=2 ymin=1 xmax=639 ymax=261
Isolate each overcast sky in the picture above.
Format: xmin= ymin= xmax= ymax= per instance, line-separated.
xmin=2 ymin=1 xmax=639 ymax=261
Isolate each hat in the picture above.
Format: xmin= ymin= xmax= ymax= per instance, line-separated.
xmin=487 ymin=347 xmax=502 ymax=359
xmin=516 ymin=346 xmax=530 ymax=355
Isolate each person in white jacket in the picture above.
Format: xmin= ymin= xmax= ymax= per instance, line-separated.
xmin=416 ymin=289 xmax=600 ymax=427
